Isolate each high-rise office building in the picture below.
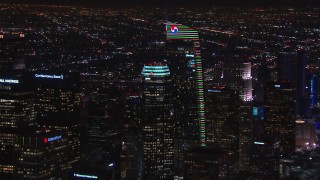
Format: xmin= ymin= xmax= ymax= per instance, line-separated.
xmin=206 ymin=85 xmax=241 ymax=173
xmin=0 ymin=74 xmax=35 ymax=178
xmin=166 ymin=22 xmax=206 ymax=147
xmin=206 ymin=61 xmax=253 ymax=172
xmin=33 ymin=71 xmax=81 ymax=169
xmin=264 ymin=81 xmax=295 ymax=154
xmin=120 ymin=90 xmax=142 ymax=179
xmin=14 ymin=129 xmax=68 ymax=179
xmin=238 ymin=62 xmax=253 ymax=170
xmin=278 ymin=50 xmax=306 ymax=117
xmin=141 ymin=64 xmax=174 ymax=179
xmin=250 ymin=136 xmax=280 ymax=179
xmin=166 ymin=23 xmax=207 ymax=178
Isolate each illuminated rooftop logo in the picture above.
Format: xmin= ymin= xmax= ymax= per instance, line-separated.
xmin=44 ymin=135 xmax=62 ymax=143
xmin=170 ymin=25 xmax=178 ymax=33
xmin=35 ymin=74 xmax=64 ymax=80
xmin=0 ymin=79 xmax=19 ymax=84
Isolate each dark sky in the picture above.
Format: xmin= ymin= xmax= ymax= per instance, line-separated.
xmin=1 ymin=0 xmax=320 ymax=7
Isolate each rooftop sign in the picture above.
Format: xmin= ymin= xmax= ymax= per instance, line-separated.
xmin=44 ymin=135 xmax=62 ymax=143
xmin=35 ymin=74 xmax=64 ymax=80
xmin=73 ymin=174 xmax=98 ymax=179
xmin=0 ymin=79 xmax=19 ymax=84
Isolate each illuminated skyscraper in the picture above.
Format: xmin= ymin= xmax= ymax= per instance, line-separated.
xmin=238 ymin=62 xmax=253 ymax=170
xmin=33 ymin=71 xmax=81 ymax=169
xmin=166 ymin=22 xmax=206 ymax=147
xmin=14 ymin=130 xmax=68 ymax=179
xmin=250 ymin=136 xmax=280 ymax=179
xmin=0 ymin=74 xmax=36 ymax=178
xmin=240 ymin=62 xmax=253 ymax=102
xmin=206 ymin=85 xmax=240 ymax=173
xmin=264 ymin=81 xmax=295 ymax=154
xmin=206 ymin=61 xmax=253 ymax=172
xmin=141 ymin=64 xmax=174 ymax=179
xmin=166 ymin=23 xmax=206 ymax=178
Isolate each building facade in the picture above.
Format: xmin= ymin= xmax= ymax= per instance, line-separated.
xmin=141 ymin=64 xmax=174 ymax=179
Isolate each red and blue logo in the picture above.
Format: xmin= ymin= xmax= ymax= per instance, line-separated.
xmin=170 ymin=26 xmax=178 ymax=33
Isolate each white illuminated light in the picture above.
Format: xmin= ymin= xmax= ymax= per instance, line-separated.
xmin=0 ymin=79 xmax=19 ymax=84
xmin=109 ymin=163 xmax=114 ymax=167
xmin=208 ymin=89 xmax=221 ymax=93
xmin=73 ymin=174 xmax=98 ymax=179
xmin=48 ymin=135 xmax=62 ymax=142
xmin=295 ymin=120 xmax=305 ymax=123
xmin=275 ymin=85 xmax=281 ymax=88
xmin=186 ymin=54 xmax=195 ymax=58
xmin=34 ymin=74 xmax=64 ymax=80
xmin=254 ymin=141 xmax=265 ymax=145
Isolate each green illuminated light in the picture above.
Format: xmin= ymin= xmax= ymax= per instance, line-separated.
xmin=142 ymin=65 xmax=170 ymax=77
xmin=167 ymin=22 xmax=207 ymax=147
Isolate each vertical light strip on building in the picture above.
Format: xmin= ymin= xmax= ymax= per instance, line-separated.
xmin=166 ymin=22 xmax=206 ymax=147
xmin=311 ymin=76 xmax=315 ymax=107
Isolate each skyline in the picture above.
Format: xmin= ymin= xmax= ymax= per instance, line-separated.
xmin=0 ymin=3 xmax=320 ymax=179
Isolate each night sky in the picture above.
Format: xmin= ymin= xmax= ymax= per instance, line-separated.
xmin=1 ymin=0 xmax=320 ymax=7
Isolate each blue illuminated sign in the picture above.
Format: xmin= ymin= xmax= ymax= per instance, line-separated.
xmin=48 ymin=135 xmax=62 ymax=142
xmin=311 ymin=78 xmax=315 ymax=106
xmin=34 ymin=74 xmax=64 ymax=80
xmin=73 ymin=174 xmax=98 ymax=179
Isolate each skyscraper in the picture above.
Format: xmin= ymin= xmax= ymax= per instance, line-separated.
xmin=33 ymin=71 xmax=81 ymax=169
xmin=166 ymin=23 xmax=207 ymax=178
xmin=166 ymin=22 xmax=206 ymax=147
xmin=206 ymin=85 xmax=240 ymax=173
xmin=14 ymin=129 xmax=68 ymax=179
xmin=250 ymin=136 xmax=280 ymax=179
xmin=120 ymin=90 xmax=142 ymax=179
xmin=206 ymin=61 xmax=253 ymax=172
xmin=264 ymin=81 xmax=295 ymax=154
xmin=0 ymin=74 xmax=36 ymax=178
xmin=278 ymin=50 xmax=306 ymax=117
xmin=238 ymin=62 xmax=253 ymax=170
xmin=141 ymin=63 xmax=174 ymax=179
